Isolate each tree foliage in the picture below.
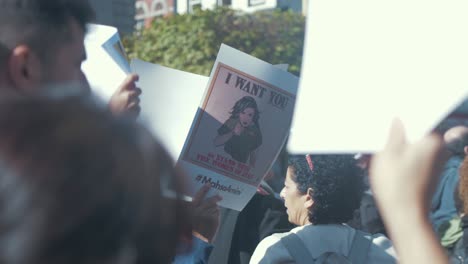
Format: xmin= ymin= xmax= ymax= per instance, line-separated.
xmin=124 ymin=7 xmax=305 ymax=76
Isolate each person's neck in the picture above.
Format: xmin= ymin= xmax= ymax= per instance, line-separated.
xmin=299 ymin=214 xmax=312 ymax=226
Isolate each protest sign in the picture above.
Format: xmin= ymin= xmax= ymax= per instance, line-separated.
xmin=101 ymin=31 xmax=131 ymax=74
xmin=288 ymin=0 xmax=468 ymax=154
xmin=82 ymin=24 xmax=128 ymax=100
xmin=178 ymin=44 xmax=298 ymax=211
xmin=131 ymin=59 xmax=208 ymax=160
xmin=131 ymin=59 xmax=290 ymax=204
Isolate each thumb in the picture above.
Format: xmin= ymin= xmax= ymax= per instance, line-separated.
xmin=118 ymin=74 xmax=139 ymax=91
xmin=384 ymin=118 xmax=407 ymax=153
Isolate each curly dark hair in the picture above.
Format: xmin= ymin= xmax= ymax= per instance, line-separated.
xmin=459 ymin=156 xmax=468 ymax=215
xmin=288 ymin=154 xmax=365 ymax=225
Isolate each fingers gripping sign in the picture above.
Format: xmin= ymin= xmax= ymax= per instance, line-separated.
xmin=192 ymin=184 xmax=223 ymax=243
xmin=108 ymin=73 xmax=142 ymax=120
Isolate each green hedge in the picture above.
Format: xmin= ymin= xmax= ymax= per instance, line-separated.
xmin=124 ymin=7 xmax=305 ymax=76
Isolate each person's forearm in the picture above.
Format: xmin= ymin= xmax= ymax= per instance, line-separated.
xmin=383 ymin=208 xmax=448 ymax=264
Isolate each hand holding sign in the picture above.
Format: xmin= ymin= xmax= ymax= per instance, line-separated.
xmin=370 ymin=119 xmax=446 ymax=216
xmin=370 ymin=119 xmax=447 ymax=264
xmin=288 ymin=0 xmax=468 ymax=154
xmin=108 ymin=73 xmax=142 ymax=120
xmin=192 ymin=184 xmax=222 ymax=243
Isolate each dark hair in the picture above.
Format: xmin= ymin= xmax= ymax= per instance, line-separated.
xmin=229 ymin=96 xmax=260 ymax=126
xmin=0 ymin=0 xmax=95 ymax=65
xmin=288 ymin=155 xmax=365 ymax=225
xmin=0 ymin=95 xmax=189 ymax=264
xmin=447 ymin=132 xmax=468 ymax=157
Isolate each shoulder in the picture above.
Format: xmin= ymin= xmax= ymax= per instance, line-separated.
xmin=367 ymin=233 xmax=398 ymax=263
xmin=250 ymin=229 xmax=296 ymax=264
xmin=295 ymin=225 xmax=396 ymax=262
xmin=443 ymin=156 xmax=463 ymax=173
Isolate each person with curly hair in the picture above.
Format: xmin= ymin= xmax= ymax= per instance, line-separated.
xmin=250 ymin=155 xmax=397 ymax=263
xmin=214 ymin=96 xmax=262 ymax=167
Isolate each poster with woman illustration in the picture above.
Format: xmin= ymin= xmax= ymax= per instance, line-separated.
xmin=214 ymin=96 xmax=263 ymax=166
xmin=179 ymin=44 xmax=298 ymax=211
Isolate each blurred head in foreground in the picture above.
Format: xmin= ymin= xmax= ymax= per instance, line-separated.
xmin=0 ymin=0 xmax=94 ymax=94
xmin=0 ymin=95 xmax=189 ymax=264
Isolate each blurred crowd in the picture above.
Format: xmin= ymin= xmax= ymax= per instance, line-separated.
xmin=0 ymin=1 xmax=466 ymax=263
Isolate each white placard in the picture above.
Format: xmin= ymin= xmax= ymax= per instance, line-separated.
xmin=82 ymin=24 xmax=128 ymax=100
xmin=131 ymin=60 xmax=290 ymax=161
xmin=288 ymin=0 xmax=468 ymax=154
xmin=130 ymin=59 xmax=208 ymax=160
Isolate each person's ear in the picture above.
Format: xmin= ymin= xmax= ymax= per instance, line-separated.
xmin=464 ymin=146 xmax=468 ymax=156
xmin=304 ymin=188 xmax=314 ymax=209
xmin=7 ymin=45 xmax=43 ymax=92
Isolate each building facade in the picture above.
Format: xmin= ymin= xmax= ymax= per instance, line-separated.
xmin=135 ymin=0 xmax=176 ymax=29
xmin=90 ymin=0 xmax=301 ymax=34
xmin=89 ymin=0 xmax=136 ymax=34
xmin=177 ymin=0 xmax=301 ymax=15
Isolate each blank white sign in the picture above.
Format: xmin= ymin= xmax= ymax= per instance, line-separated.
xmin=131 ymin=59 xmax=208 ymax=160
xmin=288 ymin=0 xmax=468 ymax=154
xmin=82 ymin=24 xmax=127 ymax=101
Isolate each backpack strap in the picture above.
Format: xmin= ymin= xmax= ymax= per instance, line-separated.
xmin=348 ymin=230 xmax=373 ymax=264
xmin=280 ymin=233 xmax=313 ymax=264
